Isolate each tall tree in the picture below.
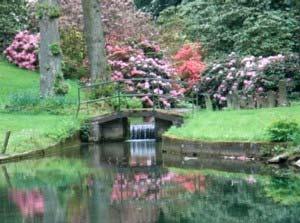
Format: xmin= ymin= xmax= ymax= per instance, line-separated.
xmin=38 ymin=0 xmax=65 ymax=97
xmin=81 ymin=0 xmax=108 ymax=81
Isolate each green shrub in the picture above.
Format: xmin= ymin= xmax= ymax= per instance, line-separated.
xmin=60 ymin=27 xmax=88 ymax=79
xmin=0 ymin=0 xmax=30 ymax=52
xmin=267 ymin=120 xmax=300 ymax=142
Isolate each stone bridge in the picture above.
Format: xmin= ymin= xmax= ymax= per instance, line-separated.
xmin=87 ymin=109 xmax=185 ymax=142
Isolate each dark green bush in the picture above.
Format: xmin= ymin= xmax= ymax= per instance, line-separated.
xmin=0 ymin=0 xmax=30 ymax=52
xmin=158 ymin=0 xmax=300 ymax=59
xmin=135 ymin=0 xmax=182 ymax=16
xmin=267 ymin=120 xmax=300 ymax=142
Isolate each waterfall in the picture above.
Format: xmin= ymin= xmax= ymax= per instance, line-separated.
xmin=129 ymin=124 xmax=155 ymax=140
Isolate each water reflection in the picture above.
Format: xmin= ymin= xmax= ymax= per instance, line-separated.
xmin=129 ymin=140 xmax=156 ymax=167
xmin=10 ymin=190 xmax=44 ymax=218
xmin=0 ymin=142 xmax=299 ymax=223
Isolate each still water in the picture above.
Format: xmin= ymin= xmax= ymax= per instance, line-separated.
xmin=0 ymin=141 xmax=299 ymax=223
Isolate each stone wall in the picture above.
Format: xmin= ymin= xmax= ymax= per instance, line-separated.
xmin=204 ymin=80 xmax=289 ymax=110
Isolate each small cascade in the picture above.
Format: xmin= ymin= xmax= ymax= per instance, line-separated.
xmin=129 ymin=124 xmax=155 ymax=140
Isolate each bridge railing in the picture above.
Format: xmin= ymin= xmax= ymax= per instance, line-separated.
xmin=76 ymin=78 xmax=199 ymax=116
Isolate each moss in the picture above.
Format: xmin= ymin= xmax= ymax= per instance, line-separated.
xmin=49 ymin=43 xmax=62 ymax=56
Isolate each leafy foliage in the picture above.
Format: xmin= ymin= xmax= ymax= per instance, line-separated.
xmin=158 ymin=0 xmax=300 ymax=59
xmin=267 ymin=119 xmax=300 ymax=142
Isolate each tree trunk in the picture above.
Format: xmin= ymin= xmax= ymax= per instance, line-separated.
xmin=39 ymin=0 xmax=63 ymax=97
xmin=81 ymin=0 xmax=108 ymax=82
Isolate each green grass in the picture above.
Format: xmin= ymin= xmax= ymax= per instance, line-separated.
xmin=166 ymin=105 xmax=300 ymax=142
xmin=0 ymin=60 xmax=78 ymax=105
xmin=0 ymin=60 xmax=82 ymax=154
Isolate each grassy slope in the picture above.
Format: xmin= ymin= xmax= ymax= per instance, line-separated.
xmin=0 ymin=61 xmax=81 ymax=153
xmin=166 ymin=105 xmax=300 ymax=142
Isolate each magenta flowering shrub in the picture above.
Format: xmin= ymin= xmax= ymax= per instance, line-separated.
xmin=4 ymin=31 xmax=39 ymax=70
xmin=107 ymin=40 xmax=184 ymax=108
xmin=199 ymin=53 xmax=300 ymax=107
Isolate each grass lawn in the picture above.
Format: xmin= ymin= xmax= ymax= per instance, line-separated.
xmin=166 ymin=105 xmax=300 ymax=142
xmin=0 ymin=60 xmax=81 ymax=154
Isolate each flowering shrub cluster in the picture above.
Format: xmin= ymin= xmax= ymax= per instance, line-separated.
xmin=58 ymin=0 xmax=158 ymax=44
xmin=199 ymin=53 xmax=300 ymax=107
xmin=107 ymin=40 xmax=184 ymax=108
xmin=173 ymin=43 xmax=206 ymax=87
xmin=4 ymin=31 xmax=39 ymax=70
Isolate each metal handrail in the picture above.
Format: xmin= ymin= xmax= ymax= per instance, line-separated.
xmin=76 ymin=78 xmax=199 ymax=116
xmin=78 ymin=78 xmax=191 ymax=89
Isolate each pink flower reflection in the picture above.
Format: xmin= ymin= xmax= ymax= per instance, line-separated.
xmin=10 ymin=189 xmax=45 ymax=218
xmin=111 ymin=172 xmax=206 ymax=203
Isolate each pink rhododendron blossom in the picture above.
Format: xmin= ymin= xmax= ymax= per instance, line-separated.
xmin=199 ymin=53 xmax=298 ymax=108
xmin=4 ymin=31 xmax=39 ymax=70
xmin=107 ymin=40 xmax=184 ymax=108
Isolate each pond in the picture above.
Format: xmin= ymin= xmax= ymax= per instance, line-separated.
xmin=0 ymin=141 xmax=299 ymax=223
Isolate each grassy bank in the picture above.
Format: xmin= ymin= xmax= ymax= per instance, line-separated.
xmin=0 ymin=113 xmax=80 ymax=153
xmin=166 ymin=105 xmax=300 ymax=142
xmin=0 ymin=60 xmax=82 ymax=154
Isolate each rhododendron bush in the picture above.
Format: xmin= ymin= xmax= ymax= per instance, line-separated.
xmin=199 ymin=53 xmax=300 ymax=107
xmin=173 ymin=43 xmax=206 ymax=87
xmin=107 ymin=40 xmax=184 ymax=108
xmin=4 ymin=31 xmax=39 ymax=70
